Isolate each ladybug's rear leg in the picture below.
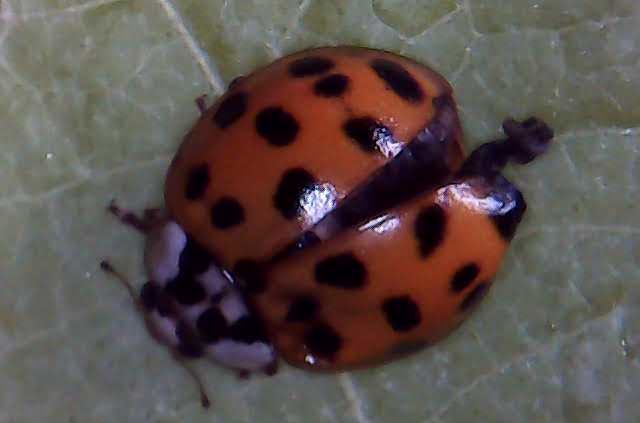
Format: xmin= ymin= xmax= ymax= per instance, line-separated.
xmin=194 ymin=75 xmax=244 ymax=115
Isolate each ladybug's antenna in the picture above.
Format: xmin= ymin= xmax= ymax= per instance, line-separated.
xmin=99 ymin=260 xmax=212 ymax=409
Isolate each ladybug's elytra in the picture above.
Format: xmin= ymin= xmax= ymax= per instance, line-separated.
xmin=103 ymin=46 xmax=553 ymax=386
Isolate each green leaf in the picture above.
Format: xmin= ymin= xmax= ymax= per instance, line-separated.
xmin=1 ymin=0 xmax=639 ymax=421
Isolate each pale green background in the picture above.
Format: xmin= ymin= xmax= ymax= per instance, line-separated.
xmin=1 ymin=0 xmax=639 ymax=422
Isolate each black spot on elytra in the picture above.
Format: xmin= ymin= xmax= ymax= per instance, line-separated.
xmin=316 ymin=94 xmax=456 ymax=233
xmin=196 ymin=307 xmax=228 ymax=343
xmin=179 ymin=237 xmax=212 ymax=275
xmin=256 ymin=107 xmax=300 ymax=146
xmin=370 ymin=58 xmax=424 ymax=103
xmin=166 ymin=274 xmax=207 ymax=306
xmin=140 ymin=282 xmax=159 ymax=311
xmin=233 ymin=259 xmax=266 ymax=294
xmin=274 ymin=168 xmax=316 ymax=220
xmin=381 ymin=296 xmax=422 ymax=332
xmin=286 ymin=296 xmax=319 ymax=322
xmin=228 ymin=316 xmax=268 ymax=344
xmin=451 ymin=263 xmax=480 ymax=293
xmin=460 ymin=283 xmax=490 ymax=311
xmin=304 ymin=323 xmax=342 ymax=359
xmin=314 ymin=73 xmax=350 ymax=97
xmin=176 ymin=321 xmax=204 ymax=358
xmin=315 ymin=253 xmax=367 ymax=289
xmin=414 ymin=204 xmax=446 ymax=258
xmin=289 ymin=56 xmax=334 ymax=77
xmin=491 ymin=189 xmax=527 ymax=241
xmin=210 ymin=196 xmax=245 ymax=229
xmin=185 ymin=164 xmax=210 ymax=201
xmin=343 ymin=117 xmax=393 ymax=154
xmin=213 ymin=91 xmax=248 ymax=129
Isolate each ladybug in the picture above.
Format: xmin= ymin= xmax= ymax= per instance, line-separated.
xmin=103 ymin=46 xmax=553 ymax=394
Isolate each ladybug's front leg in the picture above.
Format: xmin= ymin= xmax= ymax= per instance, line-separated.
xmin=107 ymin=199 xmax=163 ymax=234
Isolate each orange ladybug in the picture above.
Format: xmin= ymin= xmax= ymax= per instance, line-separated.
xmin=104 ymin=46 xmax=553 ymax=381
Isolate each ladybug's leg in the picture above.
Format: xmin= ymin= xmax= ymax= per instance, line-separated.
xmin=107 ymin=200 xmax=163 ymax=234
xmin=228 ymin=75 xmax=245 ymax=89
xmin=143 ymin=207 xmax=163 ymax=223
xmin=100 ymin=260 xmax=141 ymax=308
xmin=172 ymin=351 xmax=211 ymax=408
xmin=264 ymin=360 xmax=279 ymax=376
xmin=194 ymin=75 xmax=244 ymax=115
xmin=459 ymin=117 xmax=554 ymax=179
xmin=195 ymin=94 xmax=208 ymax=115
xmin=99 ymin=260 xmax=212 ymax=408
